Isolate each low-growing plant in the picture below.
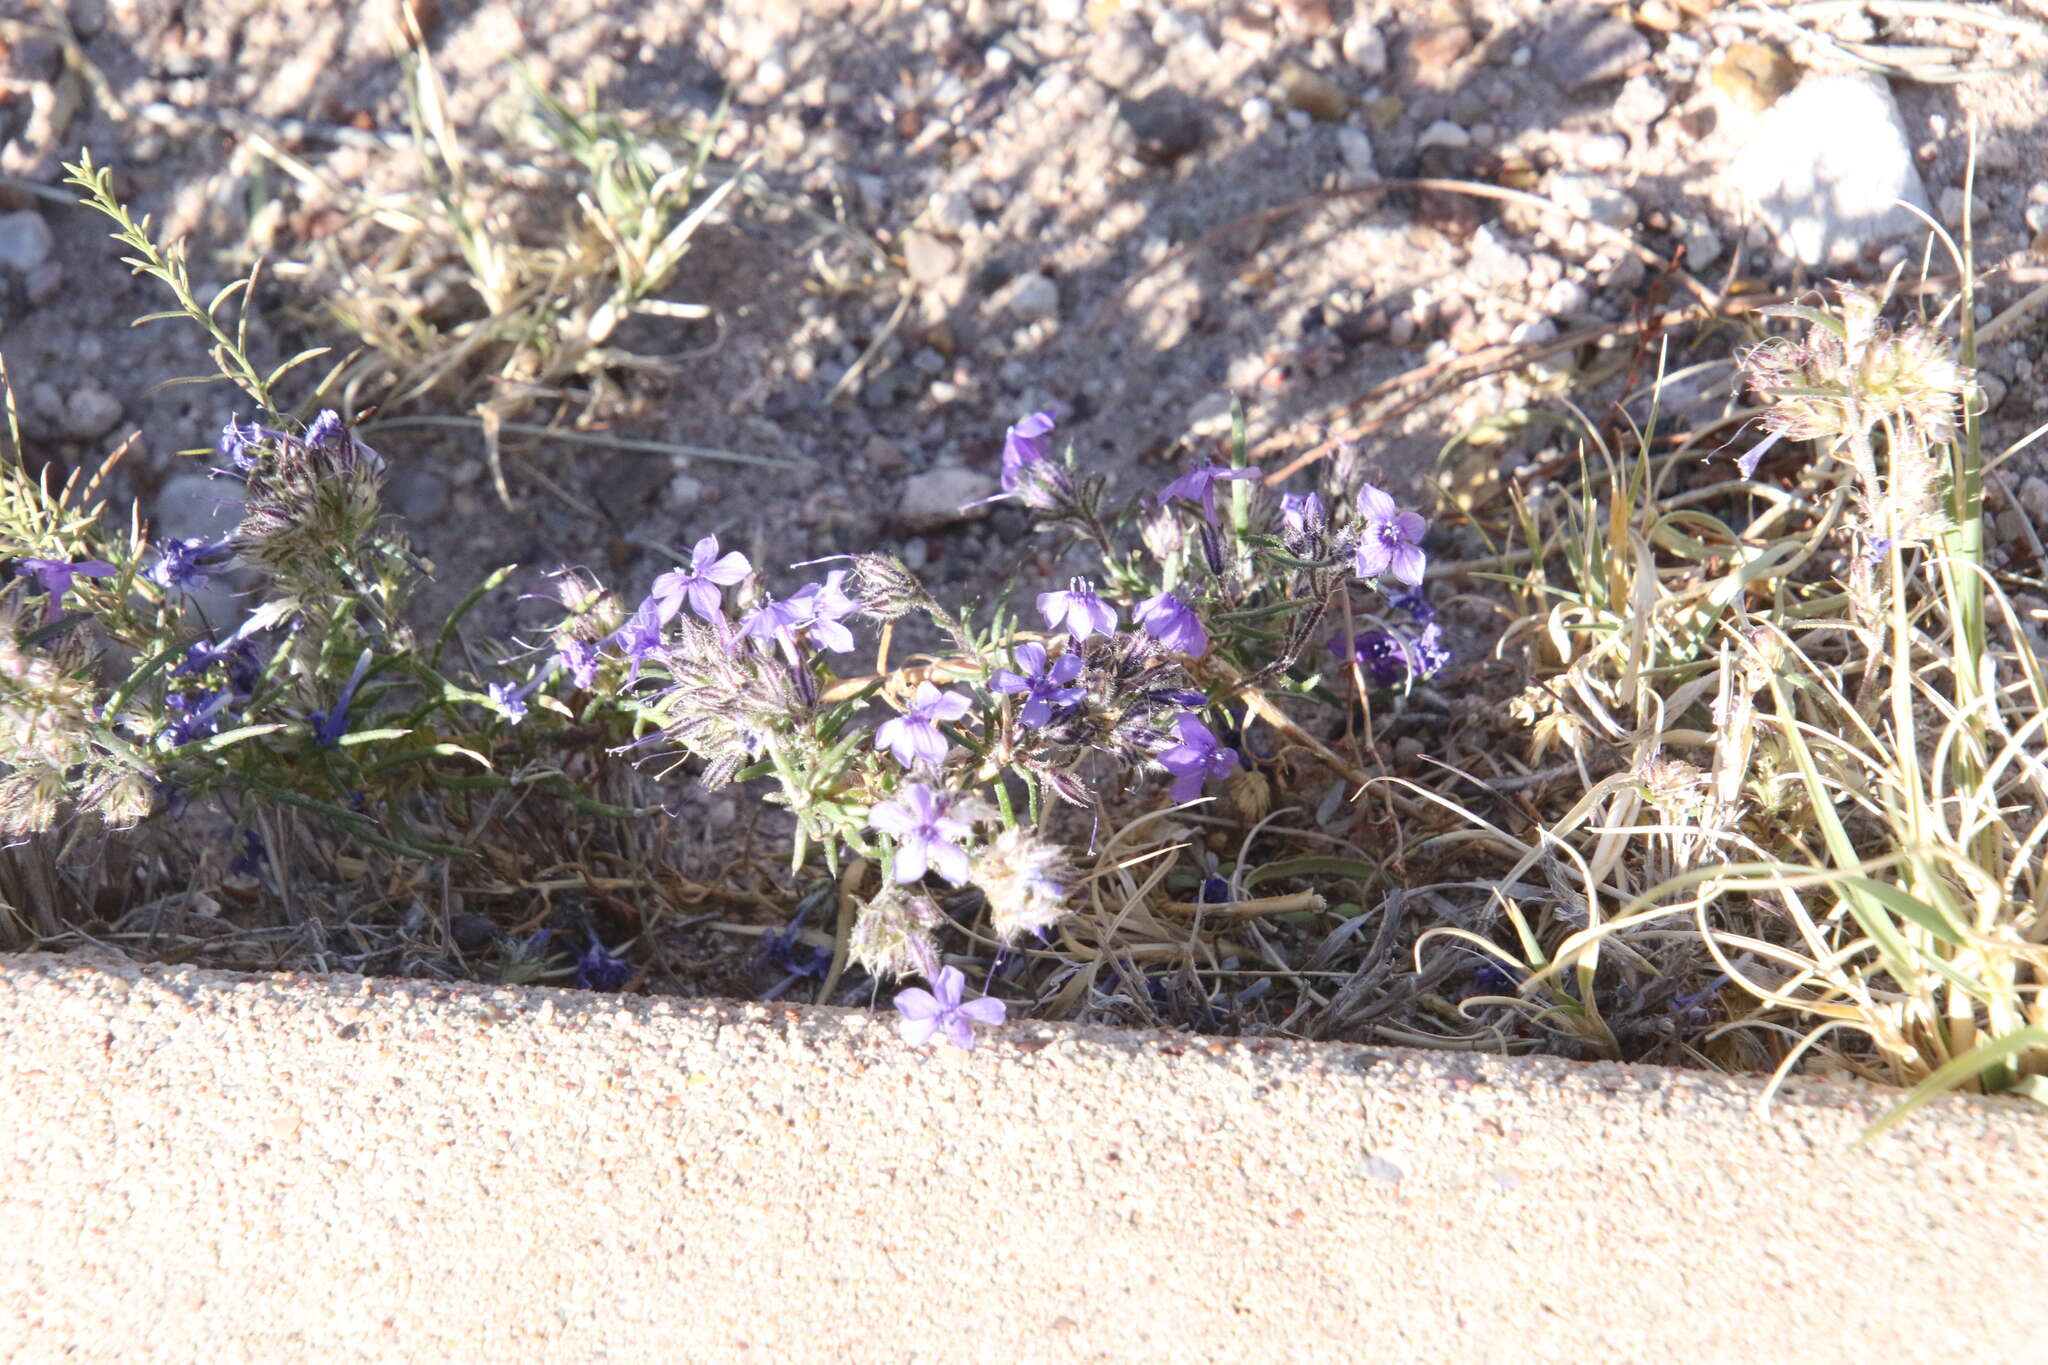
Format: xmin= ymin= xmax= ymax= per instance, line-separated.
xmin=2 ymin=160 xmax=1448 ymax=1044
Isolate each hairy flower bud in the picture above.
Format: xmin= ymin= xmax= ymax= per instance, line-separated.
xmin=848 ymin=553 xmax=928 ymax=621
xmin=847 ymin=885 xmax=944 ymax=979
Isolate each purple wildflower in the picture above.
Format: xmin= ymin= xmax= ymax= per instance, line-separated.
xmin=1387 ymin=585 xmax=1435 ymax=625
xmin=1353 ymin=484 xmax=1427 ymax=585
xmin=161 ymin=688 xmax=231 ymax=748
xmin=743 ymin=571 xmax=859 ymax=660
xmin=1001 ymin=410 xmax=1058 ymax=492
xmin=215 ymin=417 xmax=286 ymax=473
xmin=1736 ymin=430 xmax=1782 ymax=480
xmin=175 ymin=630 xmax=262 ymax=701
xmin=1037 ymin=578 xmax=1118 ymax=641
xmin=1337 ymin=630 xmax=1410 ymax=689
xmin=486 ymin=676 xmax=540 ymax=724
xmin=227 ymin=827 xmax=267 ymax=879
xmin=875 ymin=681 xmax=971 ymax=769
xmin=650 ymin=535 xmax=752 ymax=623
xmin=309 ymin=650 xmax=373 ymax=747
xmin=758 ymin=914 xmax=832 ymax=1000
xmin=893 ymin=965 xmax=1007 ymax=1050
xmin=1133 ymin=591 xmax=1209 ymax=657
xmin=611 ymin=597 xmax=664 ymax=682
xmin=576 ymin=931 xmax=633 ymax=991
xmin=149 ymin=537 xmax=236 ymax=593
xmin=1156 ymin=712 xmax=1238 ymax=803
xmin=554 ymin=638 xmax=601 ymax=690
xmin=989 ymin=642 xmax=1085 ymax=728
xmin=1278 ymin=491 xmax=1327 ymax=541
xmin=1410 ymin=622 xmax=1451 ymax=678
xmin=1159 ymin=464 xmax=1263 ymax=525
xmin=869 ymin=782 xmax=975 ymax=886
xmin=15 ymin=558 xmax=116 ymax=621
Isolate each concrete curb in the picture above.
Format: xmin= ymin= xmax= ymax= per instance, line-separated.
xmin=3 ymin=952 xmax=2043 ymax=1361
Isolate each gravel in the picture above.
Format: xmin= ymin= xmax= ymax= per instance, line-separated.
xmin=1 ymin=952 xmax=2043 ymax=1361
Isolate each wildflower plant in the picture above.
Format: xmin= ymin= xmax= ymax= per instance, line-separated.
xmin=13 ymin=152 xmax=1428 ymax=1058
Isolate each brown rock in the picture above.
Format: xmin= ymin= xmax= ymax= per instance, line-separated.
xmin=1709 ymin=42 xmax=1799 ymax=114
xmin=1277 ymin=65 xmax=1353 ymax=123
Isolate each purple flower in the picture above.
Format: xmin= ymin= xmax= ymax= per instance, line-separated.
xmin=1736 ymin=429 xmax=1782 ymax=479
xmin=1336 ymin=630 xmax=1411 ymax=689
xmin=1159 ymin=464 xmax=1263 ymax=525
xmin=1156 ymin=712 xmax=1238 ymax=803
xmin=15 ymin=558 xmax=116 ymax=621
xmin=161 ymin=688 xmax=231 ymax=748
xmin=875 ymin=681 xmax=971 ymax=769
xmin=553 ymin=638 xmax=601 ymax=690
xmin=227 ymin=827 xmax=267 ymax=879
xmin=1001 ymin=410 xmax=1058 ymax=492
xmin=485 ymin=676 xmax=539 ymax=724
xmin=869 ymin=782 xmax=974 ymax=886
xmin=610 ymin=597 xmax=664 ymax=681
xmin=149 ymin=537 xmax=236 ymax=593
xmin=1410 ymin=622 xmax=1451 ymax=678
xmin=309 ymin=650 xmax=374 ymax=747
xmin=1133 ymin=591 xmax=1208 ymax=657
xmin=215 ymin=417 xmax=286 ymax=473
xmin=1278 ymin=491 xmax=1326 ymax=541
xmin=1037 ymin=578 xmax=1117 ymax=640
xmin=650 ymin=535 xmax=752 ymax=623
xmin=742 ymin=571 xmax=859 ymax=659
xmin=989 ymin=642 xmax=1085 ymax=728
xmin=1387 ymin=585 xmax=1435 ymax=626
xmin=1353 ymin=484 xmax=1427 ymax=585
xmin=893 ymin=965 xmax=1007 ymax=1050
xmin=576 ymin=931 xmax=633 ymax=991
xmin=175 ymin=629 xmax=262 ymax=701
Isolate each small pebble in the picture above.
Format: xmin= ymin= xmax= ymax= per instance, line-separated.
xmin=0 ymin=211 xmax=54 ymax=274
xmin=61 ymin=386 xmax=124 ymax=441
xmin=1416 ymin=120 xmax=1470 ymax=152
xmin=1341 ymin=20 xmax=1388 ymax=76
xmin=1002 ymin=271 xmax=1060 ymax=323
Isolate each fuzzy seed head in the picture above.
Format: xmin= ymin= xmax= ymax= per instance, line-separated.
xmin=972 ymin=826 xmax=1078 ymax=944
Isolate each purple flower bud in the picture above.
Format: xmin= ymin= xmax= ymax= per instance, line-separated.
xmin=149 ymin=537 xmax=236 ymax=593
xmin=1001 ymin=411 xmax=1058 ymax=492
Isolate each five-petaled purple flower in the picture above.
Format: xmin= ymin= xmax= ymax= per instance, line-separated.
xmin=15 ymin=558 xmax=116 ymax=621
xmin=161 ymin=688 xmax=231 ymax=748
xmin=1134 ymin=591 xmax=1208 ymax=657
xmin=650 ymin=535 xmax=752 ymax=623
xmin=309 ymin=650 xmax=374 ymax=747
xmin=989 ymin=642 xmax=1085 ymax=728
xmin=149 ymin=537 xmax=236 ymax=593
xmin=1038 ymin=578 xmax=1118 ymax=641
xmin=894 ymin=965 xmax=1007 ymax=1050
xmin=611 ymin=597 xmax=664 ymax=682
xmin=869 ymin=782 xmax=974 ymax=885
xmin=1157 ymin=712 xmax=1238 ymax=803
xmin=1353 ymin=484 xmax=1427 ymax=585
xmin=1001 ymin=411 xmax=1057 ymax=491
xmin=1159 ymin=464 xmax=1263 ymax=525
xmin=486 ymin=675 xmax=542 ymax=724
xmin=875 ymin=681 xmax=971 ymax=769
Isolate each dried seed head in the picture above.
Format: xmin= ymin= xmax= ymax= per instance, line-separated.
xmin=847 ymin=553 xmax=928 ymax=621
xmin=972 ymin=826 xmax=1078 ymax=944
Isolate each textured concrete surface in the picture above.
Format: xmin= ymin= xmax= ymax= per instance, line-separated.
xmin=3 ymin=952 xmax=2045 ymax=1363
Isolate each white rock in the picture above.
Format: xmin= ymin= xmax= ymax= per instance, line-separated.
xmin=1578 ymin=133 xmax=1628 ymax=169
xmin=928 ymin=191 xmax=975 ymax=235
xmin=1548 ymin=173 xmax=1639 ymax=230
xmin=1681 ymin=222 xmax=1724 ymax=268
xmin=1614 ymin=74 xmax=1669 ymax=130
xmin=2018 ymin=476 xmax=2048 ymax=529
xmin=61 ymin=386 xmax=123 ymax=441
xmin=897 ymin=465 xmax=996 ymax=532
xmin=1939 ymin=185 xmax=1973 ymax=227
xmin=0 ymin=211 xmax=54 ymax=274
xmin=1335 ymin=126 xmax=1379 ymax=185
xmin=1284 ymin=108 xmax=1313 ymax=132
xmin=1240 ymin=96 xmax=1273 ymax=129
xmin=1002 ymin=271 xmax=1061 ymax=322
xmin=1342 ymin=21 xmax=1387 ymax=77
xmin=1543 ymin=278 xmax=1591 ymax=316
xmin=1416 ymin=120 xmax=1471 ymax=152
xmin=1725 ymin=72 xmax=1932 ymax=266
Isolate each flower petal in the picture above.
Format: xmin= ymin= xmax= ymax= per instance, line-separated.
xmin=1357 ymin=483 xmax=1396 ymax=522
